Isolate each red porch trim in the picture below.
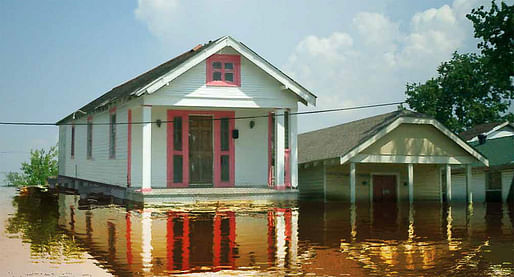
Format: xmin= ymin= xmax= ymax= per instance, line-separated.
xmin=167 ymin=110 xmax=235 ymax=188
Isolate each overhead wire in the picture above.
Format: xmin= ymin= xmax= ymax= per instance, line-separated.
xmin=0 ymin=101 xmax=405 ymax=126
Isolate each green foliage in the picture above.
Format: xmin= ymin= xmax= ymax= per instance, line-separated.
xmin=406 ymin=1 xmax=514 ymax=132
xmin=4 ymin=146 xmax=58 ymax=187
xmin=5 ymin=190 xmax=84 ymax=260
xmin=467 ymin=0 xmax=514 ymax=94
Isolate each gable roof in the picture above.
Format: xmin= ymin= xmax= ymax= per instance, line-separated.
xmin=298 ymin=110 xmax=489 ymax=166
xmin=460 ymin=121 xmax=513 ymax=141
xmin=57 ymin=36 xmax=316 ymax=124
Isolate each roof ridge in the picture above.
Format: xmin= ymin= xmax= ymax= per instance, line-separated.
xmin=300 ymin=110 xmax=400 ymax=136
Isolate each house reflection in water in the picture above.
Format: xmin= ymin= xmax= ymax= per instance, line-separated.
xmin=57 ymin=195 xmax=300 ymax=275
xmin=56 ymin=194 xmax=513 ymax=276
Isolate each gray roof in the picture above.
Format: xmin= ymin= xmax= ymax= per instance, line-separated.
xmin=298 ymin=110 xmax=432 ymax=164
xmin=56 ymin=38 xmax=221 ymax=124
xmin=459 ymin=121 xmax=512 ymax=141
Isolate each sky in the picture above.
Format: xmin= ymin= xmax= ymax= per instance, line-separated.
xmin=0 ymin=0 xmax=510 ymax=176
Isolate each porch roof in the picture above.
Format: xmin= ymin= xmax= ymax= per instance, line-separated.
xmin=298 ymin=110 xmax=488 ymax=166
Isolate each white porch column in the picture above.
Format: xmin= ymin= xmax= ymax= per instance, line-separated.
xmin=466 ymin=164 xmax=473 ymax=203
xmin=289 ymin=110 xmax=298 ymax=189
xmin=350 ymin=162 xmax=356 ymax=204
xmin=408 ymin=163 xmax=414 ymax=204
xmin=274 ymin=109 xmax=286 ymax=188
xmin=446 ymin=164 xmax=452 ymax=202
xmin=142 ymin=105 xmax=152 ymax=191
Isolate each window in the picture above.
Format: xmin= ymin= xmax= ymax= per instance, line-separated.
xmin=87 ymin=117 xmax=93 ymax=159
xmin=206 ymin=54 xmax=241 ymax=86
xmin=109 ymin=111 xmax=116 ymax=159
xmin=71 ymin=124 xmax=75 ymax=158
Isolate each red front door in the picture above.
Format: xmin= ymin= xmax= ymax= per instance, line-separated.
xmin=373 ymin=175 xmax=397 ymax=202
xmin=167 ymin=110 xmax=235 ymax=188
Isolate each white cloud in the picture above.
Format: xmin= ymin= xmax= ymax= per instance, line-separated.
xmin=285 ymin=0 xmax=486 ymax=132
xmin=134 ymin=0 xmax=180 ymax=42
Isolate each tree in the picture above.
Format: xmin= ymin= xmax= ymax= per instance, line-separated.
xmin=406 ymin=52 xmax=511 ymax=132
xmin=4 ymin=146 xmax=58 ymax=187
xmin=467 ymin=0 xmax=514 ymax=95
xmin=406 ymin=1 xmax=513 ymax=132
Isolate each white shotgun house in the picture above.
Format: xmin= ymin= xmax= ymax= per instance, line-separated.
xmin=57 ymin=36 xmax=316 ymax=193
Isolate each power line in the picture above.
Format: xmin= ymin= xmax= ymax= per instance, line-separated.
xmin=0 ymin=101 xmax=405 ymax=126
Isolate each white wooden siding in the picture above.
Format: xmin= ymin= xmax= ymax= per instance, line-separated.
xmin=234 ymin=109 xmax=269 ymax=186
xmin=502 ymin=170 xmax=513 ymax=202
xmin=452 ymin=171 xmax=486 ymax=202
xmin=300 ymin=163 xmax=443 ymax=202
xmin=57 ymin=45 xmax=302 ymax=188
xmin=298 ymin=165 xmax=324 ymax=198
xmin=59 ymin=103 xmax=132 ymax=187
xmin=143 ymin=47 xmax=298 ymax=109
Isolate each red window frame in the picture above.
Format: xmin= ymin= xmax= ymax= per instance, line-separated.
xmin=206 ymin=54 xmax=241 ymax=87
xmin=109 ymin=107 xmax=117 ymax=159
xmin=87 ymin=116 xmax=93 ymax=160
xmin=71 ymin=123 xmax=75 ymax=159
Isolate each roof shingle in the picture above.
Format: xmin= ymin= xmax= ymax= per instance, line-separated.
xmin=298 ymin=110 xmax=432 ymax=164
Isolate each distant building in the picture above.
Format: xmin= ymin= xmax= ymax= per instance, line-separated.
xmin=56 ymin=36 xmax=316 ymax=195
xmin=298 ymin=110 xmax=489 ymax=203
xmin=457 ymin=121 xmax=514 ymax=202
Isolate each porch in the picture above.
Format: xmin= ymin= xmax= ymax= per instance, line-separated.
xmin=129 ymin=105 xmax=298 ymax=191
xmin=127 ymin=187 xmax=298 ymax=204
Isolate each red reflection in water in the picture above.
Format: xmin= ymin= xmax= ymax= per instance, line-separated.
xmin=166 ymin=212 xmax=191 ymax=272
xmin=213 ymin=211 xmax=236 ymax=270
xmin=125 ymin=211 xmax=133 ymax=266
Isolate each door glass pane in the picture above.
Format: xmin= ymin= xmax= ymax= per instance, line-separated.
xmin=213 ymin=71 xmax=222 ymax=81
xmin=224 ymin=63 xmax=233 ymax=69
xmin=220 ymin=118 xmax=229 ymax=151
xmin=224 ymin=72 xmax=233 ymax=82
xmin=173 ymin=116 xmax=182 ymax=151
xmin=212 ymin=62 xmax=221 ymax=69
xmin=173 ymin=155 xmax=183 ymax=183
xmin=221 ymin=155 xmax=229 ymax=182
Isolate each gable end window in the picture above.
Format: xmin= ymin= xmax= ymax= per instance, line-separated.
xmin=109 ymin=108 xmax=117 ymax=159
xmin=206 ymin=54 xmax=241 ymax=87
xmin=87 ymin=117 xmax=93 ymax=159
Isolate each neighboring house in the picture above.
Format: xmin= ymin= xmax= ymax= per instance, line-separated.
xmin=56 ymin=36 xmax=316 ymax=193
xmin=456 ymin=121 xmax=514 ymax=202
xmin=298 ymin=110 xmax=489 ymax=203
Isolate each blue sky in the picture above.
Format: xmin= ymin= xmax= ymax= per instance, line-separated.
xmin=0 ymin=0 xmax=508 ymax=176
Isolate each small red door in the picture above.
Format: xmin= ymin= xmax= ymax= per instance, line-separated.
xmin=373 ymin=175 xmax=397 ymax=202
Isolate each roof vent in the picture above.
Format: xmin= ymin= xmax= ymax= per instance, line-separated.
xmin=478 ymin=134 xmax=487 ymax=145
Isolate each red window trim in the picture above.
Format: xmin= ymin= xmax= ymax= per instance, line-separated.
xmin=70 ymin=123 xmax=75 ymax=159
xmin=206 ymin=54 xmax=241 ymax=87
xmin=87 ymin=116 xmax=93 ymax=160
xmin=109 ymin=107 xmax=117 ymax=160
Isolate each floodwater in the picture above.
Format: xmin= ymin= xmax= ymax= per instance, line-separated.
xmin=1 ymin=187 xmax=513 ymax=276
